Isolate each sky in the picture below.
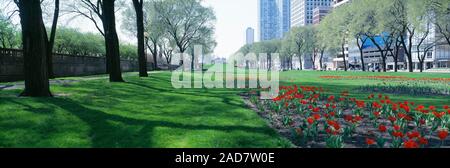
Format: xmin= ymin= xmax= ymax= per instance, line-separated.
xmin=202 ymin=0 xmax=258 ymax=58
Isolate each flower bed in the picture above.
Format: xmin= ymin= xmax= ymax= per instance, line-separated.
xmin=245 ymin=85 xmax=450 ymax=148
xmin=320 ymin=75 xmax=450 ymax=82
xmin=358 ymin=80 xmax=450 ymax=96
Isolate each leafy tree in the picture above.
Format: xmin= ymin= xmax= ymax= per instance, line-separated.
xmin=318 ymin=4 xmax=352 ymax=71
xmin=154 ymin=0 xmax=216 ymax=68
xmin=289 ymin=27 xmax=309 ymax=70
xmin=281 ymin=32 xmax=295 ymax=70
xmin=0 ymin=15 xmax=20 ymax=48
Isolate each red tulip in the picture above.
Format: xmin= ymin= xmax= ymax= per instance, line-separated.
xmin=419 ymin=119 xmax=426 ymax=125
xmin=312 ymin=107 xmax=320 ymax=113
xmin=366 ymin=138 xmax=376 ymax=145
xmin=300 ymin=99 xmax=308 ymax=105
xmin=393 ymin=131 xmax=404 ymax=138
xmin=403 ymin=140 xmax=419 ymax=148
xmin=398 ymin=113 xmax=407 ymax=119
xmin=354 ymin=115 xmax=363 ymax=122
xmin=344 ymin=115 xmax=353 ymax=122
xmin=433 ymin=112 xmax=445 ymax=119
xmin=429 ymin=106 xmax=436 ymax=111
xmin=388 ymin=116 xmax=397 ymax=123
xmin=416 ymin=105 xmax=425 ymax=111
xmin=329 ymin=111 xmax=336 ymax=117
xmin=407 ymin=131 xmax=421 ymax=139
xmin=444 ymin=105 xmax=449 ymax=110
xmin=328 ymin=95 xmax=335 ymax=102
xmin=438 ymin=130 xmax=448 ymax=141
xmin=418 ymin=137 xmax=428 ymax=145
xmin=356 ymin=101 xmax=365 ymax=108
xmin=378 ymin=125 xmax=387 ymax=132
xmin=394 ymin=125 xmax=401 ymax=131
xmin=313 ymin=114 xmax=321 ymax=120
xmin=307 ymin=117 xmax=315 ymax=125
xmin=372 ymin=102 xmax=382 ymax=109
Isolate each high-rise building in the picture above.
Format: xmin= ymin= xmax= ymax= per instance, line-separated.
xmin=246 ymin=27 xmax=255 ymax=44
xmin=258 ymin=0 xmax=279 ymax=41
xmin=290 ymin=0 xmax=332 ymax=27
xmin=277 ymin=0 xmax=291 ymax=37
xmin=258 ymin=0 xmax=291 ymax=41
xmin=313 ymin=6 xmax=331 ymax=25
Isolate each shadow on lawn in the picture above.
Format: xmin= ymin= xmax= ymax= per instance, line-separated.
xmin=17 ymin=97 xmax=276 ymax=148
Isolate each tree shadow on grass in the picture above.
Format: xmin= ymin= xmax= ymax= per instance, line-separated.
xmin=29 ymin=98 xmax=278 ymax=148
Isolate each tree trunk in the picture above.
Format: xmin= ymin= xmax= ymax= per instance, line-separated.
xmin=102 ymin=0 xmax=124 ymax=82
xmin=17 ymin=0 xmax=52 ymax=97
xmin=319 ymin=49 xmax=324 ymax=70
xmin=341 ymin=44 xmax=347 ymax=71
xmin=46 ymin=0 xmax=59 ymax=79
xmin=394 ymin=59 xmax=398 ymax=72
xmin=356 ymin=37 xmax=366 ymax=71
xmin=133 ymin=0 xmax=148 ymax=77
xmin=298 ymin=54 xmax=303 ymax=70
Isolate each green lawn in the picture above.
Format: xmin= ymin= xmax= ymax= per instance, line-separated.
xmin=0 ymin=70 xmax=449 ymax=148
xmin=0 ymin=72 xmax=291 ymax=148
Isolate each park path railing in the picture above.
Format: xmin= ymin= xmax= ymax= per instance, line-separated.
xmin=0 ymin=48 xmax=145 ymax=82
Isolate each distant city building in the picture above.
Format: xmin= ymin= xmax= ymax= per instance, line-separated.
xmin=258 ymin=0 xmax=291 ymax=41
xmin=313 ymin=6 xmax=331 ymax=25
xmin=290 ymin=0 xmax=332 ymax=27
xmin=246 ymin=27 xmax=255 ymax=44
xmin=332 ymin=0 xmax=351 ymax=8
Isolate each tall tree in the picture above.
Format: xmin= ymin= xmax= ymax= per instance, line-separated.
xmin=290 ymin=27 xmax=307 ymax=70
xmin=132 ymin=0 xmax=148 ymax=77
xmin=15 ymin=0 xmax=52 ymax=97
xmin=319 ymin=4 xmax=351 ymax=71
xmin=69 ymin=0 xmax=124 ymax=82
xmin=154 ymin=0 xmax=216 ymax=69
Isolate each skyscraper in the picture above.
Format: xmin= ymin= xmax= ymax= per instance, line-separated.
xmin=290 ymin=0 xmax=332 ymax=27
xmin=277 ymin=0 xmax=291 ymax=37
xmin=258 ymin=0 xmax=291 ymax=41
xmin=246 ymin=27 xmax=255 ymax=44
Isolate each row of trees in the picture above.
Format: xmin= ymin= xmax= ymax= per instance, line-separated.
xmin=121 ymin=0 xmax=216 ymax=71
xmin=319 ymin=0 xmax=450 ymax=72
xmin=236 ymin=0 xmax=450 ymax=73
xmin=0 ymin=22 xmax=138 ymax=59
xmin=237 ymin=26 xmax=329 ymax=71
xmin=1 ymin=0 xmax=216 ymax=97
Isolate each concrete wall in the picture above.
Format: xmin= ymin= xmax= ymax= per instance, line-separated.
xmin=0 ymin=48 xmax=142 ymax=82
